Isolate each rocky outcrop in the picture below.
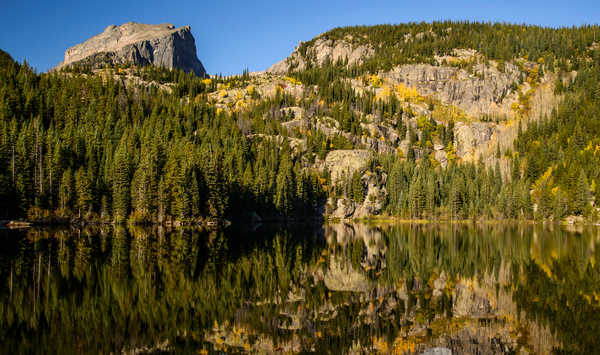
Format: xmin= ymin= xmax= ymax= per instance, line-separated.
xmin=267 ymin=37 xmax=374 ymax=74
xmin=57 ymin=22 xmax=206 ymax=77
xmin=329 ymin=198 xmax=357 ymax=219
xmin=454 ymin=122 xmax=496 ymax=160
xmin=325 ymin=154 xmax=388 ymax=219
xmin=353 ymin=173 xmax=387 ymax=218
xmin=325 ymin=149 xmax=371 ymax=182
xmin=380 ymin=63 xmax=520 ymax=117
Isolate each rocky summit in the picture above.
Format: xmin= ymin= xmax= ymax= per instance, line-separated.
xmin=56 ymin=22 xmax=206 ymax=76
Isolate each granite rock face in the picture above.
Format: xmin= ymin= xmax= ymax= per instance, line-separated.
xmin=324 ymin=149 xmax=371 ymax=182
xmin=380 ymin=63 xmax=521 ymax=117
xmin=267 ymin=37 xmax=374 ymax=74
xmin=57 ymin=22 xmax=206 ymax=77
xmin=454 ymin=122 xmax=497 ymax=160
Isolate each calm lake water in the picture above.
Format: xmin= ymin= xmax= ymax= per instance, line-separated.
xmin=0 ymin=223 xmax=599 ymax=354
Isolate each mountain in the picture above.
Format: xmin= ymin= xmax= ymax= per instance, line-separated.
xmin=55 ymin=22 xmax=206 ymax=77
xmin=1 ymin=21 xmax=599 ymax=224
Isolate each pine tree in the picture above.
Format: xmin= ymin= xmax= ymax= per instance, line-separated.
xmin=205 ymin=154 xmax=228 ymax=219
xmin=112 ymin=137 xmax=131 ymax=221
xmin=58 ymin=169 xmax=73 ymax=213
xmin=351 ymin=171 xmax=364 ymax=204
xmin=75 ymin=167 xmax=92 ymax=217
xmin=275 ymin=157 xmax=293 ymax=215
xmin=573 ymin=170 xmax=590 ymax=215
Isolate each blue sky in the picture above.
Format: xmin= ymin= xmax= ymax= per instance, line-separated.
xmin=1 ymin=0 xmax=598 ymax=75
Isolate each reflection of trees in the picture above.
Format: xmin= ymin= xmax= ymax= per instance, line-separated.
xmin=515 ymin=254 xmax=600 ymax=353
xmin=0 ymin=225 xmax=325 ymax=353
xmin=382 ymin=224 xmax=534 ymax=284
xmin=0 ymin=223 xmax=598 ymax=353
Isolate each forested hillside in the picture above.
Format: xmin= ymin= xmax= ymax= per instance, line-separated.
xmin=1 ymin=21 xmax=600 ymax=224
xmin=0 ymin=50 xmax=324 ymax=223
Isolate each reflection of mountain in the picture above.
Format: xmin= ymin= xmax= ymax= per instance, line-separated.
xmin=0 ymin=224 xmax=598 ymax=353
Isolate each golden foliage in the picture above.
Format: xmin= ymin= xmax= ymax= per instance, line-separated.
xmin=432 ymin=104 xmax=468 ymax=122
xmin=233 ymin=100 xmax=246 ymax=112
xmin=531 ymin=166 xmax=554 ymax=203
xmin=394 ymin=83 xmax=419 ymax=101
xmin=368 ymin=74 xmax=383 ymax=88
xmin=376 ymin=85 xmax=394 ymax=100
xmin=429 ymin=152 xmax=440 ymax=167
xmin=283 ymin=76 xmax=302 ymax=86
xmin=446 ymin=143 xmax=457 ymax=164
xmin=396 ymin=147 xmax=405 ymax=158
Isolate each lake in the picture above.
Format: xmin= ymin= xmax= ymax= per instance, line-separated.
xmin=0 ymin=223 xmax=598 ymax=354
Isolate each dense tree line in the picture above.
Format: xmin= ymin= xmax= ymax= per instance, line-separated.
xmin=0 ymin=50 xmax=324 ymax=223
xmin=514 ymin=64 xmax=600 ymax=219
xmin=292 ymin=21 xmax=600 ymax=78
xmin=380 ymin=156 xmax=532 ymax=219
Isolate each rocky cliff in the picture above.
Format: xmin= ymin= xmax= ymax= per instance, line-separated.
xmin=379 ymin=62 xmax=521 ymax=118
xmin=57 ymin=22 xmax=206 ymax=77
xmin=267 ymin=36 xmax=374 ymax=74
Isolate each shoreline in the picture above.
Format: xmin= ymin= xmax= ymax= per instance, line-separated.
xmin=3 ymin=215 xmax=598 ymax=230
xmin=326 ymin=215 xmax=600 ymax=226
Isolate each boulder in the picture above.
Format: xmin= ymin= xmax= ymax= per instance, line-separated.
xmin=432 ymin=272 xmax=447 ymax=298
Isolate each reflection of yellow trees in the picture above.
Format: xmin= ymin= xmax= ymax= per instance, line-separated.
xmin=372 ymin=336 xmax=389 ymax=353
xmin=391 ymin=337 xmax=418 ymax=354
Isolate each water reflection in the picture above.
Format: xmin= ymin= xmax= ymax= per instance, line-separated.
xmin=0 ymin=223 xmax=598 ymax=354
